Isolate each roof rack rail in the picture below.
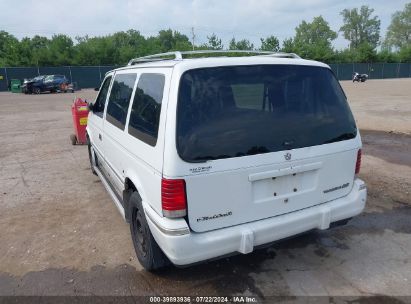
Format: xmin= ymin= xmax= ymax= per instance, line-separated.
xmin=127 ymin=50 xmax=300 ymax=66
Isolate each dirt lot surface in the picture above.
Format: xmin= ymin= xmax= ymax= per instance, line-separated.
xmin=0 ymin=79 xmax=410 ymax=300
xmin=341 ymin=79 xmax=411 ymax=135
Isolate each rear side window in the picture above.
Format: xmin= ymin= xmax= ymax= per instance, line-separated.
xmin=106 ymin=73 xmax=137 ymax=130
xmin=177 ymin=65 xmax=357 ymax=162
xmin=128 ymin=74 xmax=165 ymax=146
xmin=93 ymin=76 xmax=112 ymax=116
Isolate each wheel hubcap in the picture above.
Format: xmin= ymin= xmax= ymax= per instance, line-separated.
xmin=134 ymin=211 xmax=148 ymax=257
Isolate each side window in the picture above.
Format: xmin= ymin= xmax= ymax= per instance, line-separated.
xmin=128 ymin=74 xmax=165 ymax=146
xmin=106 ymin=73 xmax=137 ymax=130
xmin=93 ymin=76 xmax=112 ymax=117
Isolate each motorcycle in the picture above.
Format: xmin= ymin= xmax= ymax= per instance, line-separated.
xmin=352 ymin=72 xmax=368 ymax=82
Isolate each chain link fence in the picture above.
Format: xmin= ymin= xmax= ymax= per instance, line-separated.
xmin=328 ymin=63 xmax=411 ymax=80
xmin=1 ymin=63 xmax=410 ymax=92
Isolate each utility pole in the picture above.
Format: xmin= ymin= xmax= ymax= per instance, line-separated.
xmin=191 ymin=27 xmax=195 ymax=51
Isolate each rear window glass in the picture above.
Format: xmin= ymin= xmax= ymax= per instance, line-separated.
xmin=177 ymin=65 xmax=357 ymax=162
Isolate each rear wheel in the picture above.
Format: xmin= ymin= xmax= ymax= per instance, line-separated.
xmin=129 ymin=193 xmax=170 ymax=271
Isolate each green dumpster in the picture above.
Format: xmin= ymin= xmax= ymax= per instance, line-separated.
xmin=11 ymin=79 xmax=22 ymax=93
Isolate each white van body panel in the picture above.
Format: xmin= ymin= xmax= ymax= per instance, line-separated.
xmin=86 ymin=71 xmax=114 ymax=162
xmin=148 ymin=178 xmax=366 ymax=265
xmin=87 ymin=55 xmax=366 ymax=266
xmin=89 ymin=67 xmax=173 ymax=215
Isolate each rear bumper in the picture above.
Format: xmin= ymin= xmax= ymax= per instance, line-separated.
xmin=145 ymin=178 xmax=366 ymax=266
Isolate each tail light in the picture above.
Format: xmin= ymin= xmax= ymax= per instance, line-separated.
xmin=355 ymin=149 xmax=362 ymax=175
xmin=161 ymin=178 xmax=187 ymax=218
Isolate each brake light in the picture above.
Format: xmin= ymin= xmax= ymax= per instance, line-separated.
xmin=161 ymin=178 xmax=187 ymax=218
xmin=355 ymin=149 xmax=362 ymax=175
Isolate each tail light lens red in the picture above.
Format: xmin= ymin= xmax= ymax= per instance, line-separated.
xmin=355 ymin=149 xmax=362 ymax=175
xmin=161 ymin=178 xmax=187 ymax=218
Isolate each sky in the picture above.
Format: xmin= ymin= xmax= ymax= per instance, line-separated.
xmin=0 ymin=0 xmax=409 ymax=49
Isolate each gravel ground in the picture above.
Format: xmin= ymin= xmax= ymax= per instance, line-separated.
xmin=0 ymin=79 xmax=410 ymax=301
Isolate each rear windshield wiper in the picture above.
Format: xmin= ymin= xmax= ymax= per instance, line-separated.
xmin=192 ymin=154 xmax=231 ymax=162
xmin=246 ymin=146 xmax=270 ymax=155
xmin=324 ymin=132 xmax=356 ymax=144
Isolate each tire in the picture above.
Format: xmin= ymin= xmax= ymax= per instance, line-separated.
xmin=129 ymin=192 xmax=170 ymax=271
xmin=87 ymin=139 xmax=97 ymax=175
xmin=33 ymin=87 xmax=41 ymax=94
xmin=70 ymin=134 xmax=77 ymax=145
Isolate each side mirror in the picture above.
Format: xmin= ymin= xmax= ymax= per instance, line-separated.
xmin=94 ymin=87 xmax=99 ymax=91
xmin=88 ymin=102 xmax=94 ymax=112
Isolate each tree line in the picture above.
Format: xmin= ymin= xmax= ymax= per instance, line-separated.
xmin=0 ymin=3 xmax=410 ymax=67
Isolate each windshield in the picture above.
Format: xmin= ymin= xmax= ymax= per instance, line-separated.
xmin=176 ymin=64 xmax=357 ymax=163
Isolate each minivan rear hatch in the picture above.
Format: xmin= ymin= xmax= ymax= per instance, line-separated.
xmin=175 ymin=64 xmax=359 ymax=232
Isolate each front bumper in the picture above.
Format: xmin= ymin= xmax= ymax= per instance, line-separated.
xmin=145 ymin=178 xmax=366 ymax=266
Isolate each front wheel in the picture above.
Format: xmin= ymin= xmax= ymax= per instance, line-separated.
xmin=130 ymin=193 xmax=170 ymax=271
xmin=70 ymin=134 xmax=77 ymax=145
xmin=87 ymin=139 xmax=97 ymax=175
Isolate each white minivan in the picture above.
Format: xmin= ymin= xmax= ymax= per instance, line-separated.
xmin=86 ymin=51 xmax=367 ymax=271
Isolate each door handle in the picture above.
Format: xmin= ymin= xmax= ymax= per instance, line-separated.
xmin=99 ymin=134 xmax=102 ymax=141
